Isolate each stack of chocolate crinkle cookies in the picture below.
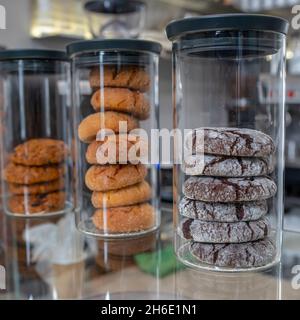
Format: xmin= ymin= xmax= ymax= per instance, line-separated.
xmin=4 ymin=139 xmax=67 ymax=215
xmin=179 ymin=128 xmax=277 ymax=269
xmin=78 ymin=65 xmax=155 ymax=234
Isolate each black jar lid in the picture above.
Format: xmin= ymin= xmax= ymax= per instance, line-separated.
xmin=166 ymin=14 xmax=289 ymax=40
xmin=66 ymin=39 xmax=162 ymax=57
xmin=0 ymin=49 xmax=68 ymax=61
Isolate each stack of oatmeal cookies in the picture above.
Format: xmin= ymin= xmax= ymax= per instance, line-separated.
xmin=4 ymin=139 xmax=67 ymax=215
xmin=78 ymin=65 xmax=155 ymax=234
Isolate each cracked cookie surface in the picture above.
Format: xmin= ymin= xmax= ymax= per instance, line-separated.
xmin=190 ymin=238 xmax=275 ymax=268
xmin=89 ymin=66 xmax=150 ymax=92
xmin=85 ymin=164 xmax=147 ymax=192
xmin=183 ymin=176 xmax=277 ymax=202
xmin=85 ymin=134 xmax=147 ymax=165
xmin=182 ymin=154 xmax=273 ymax=177
xmin=185 ymin=127 xmax=275 ymax=157
xmin=92 ymin=203 xmax=155 ymax=233
xmin=180 ymin=217 xmax=270 ymax=243
xmin=179 ymin=197 xmax=268 ymax=222
xmin=91 ymin=181 xmax=151 ymax=208
xmin=91 ymin=88 xmax=150 ymax=120
xmin=78 ymin=111 xmax=139 ymax=143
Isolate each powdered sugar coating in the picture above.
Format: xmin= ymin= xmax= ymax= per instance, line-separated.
xmin=180 ymin=217 xmax=270 ymax=243
xmin=185 ymin=127 xmax=275 ymax=157
xmin=190 ymin=238 xmax=275 ymax=268
xmin=183 ymin=176 xmax=277 ymax=202
xmin=179 ymin=197 xmax=268 ymax=222
xmin=182 ymin=154 xmax=273 ymax=177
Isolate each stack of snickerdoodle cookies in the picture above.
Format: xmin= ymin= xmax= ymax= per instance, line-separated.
xmin=78 ymin=65 xmax=155 ymax=234
xmin=4 ymin=139 xmax=67 ymax=215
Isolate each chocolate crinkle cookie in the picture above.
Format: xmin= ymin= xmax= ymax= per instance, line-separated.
xmin=183 ymin=176 xmax=277 ymax=202
xmin=180 ymin=217 xmax=269 ymax=243
xmin=182 ymin=154 xmax=273 ymax=177
xmin=190 ymin=238 xmax=275 ymax=268
xmin=178 ymin=197 xmax=268 ymax=222
xmin=184 ymin=127 xmax=275 ymax=157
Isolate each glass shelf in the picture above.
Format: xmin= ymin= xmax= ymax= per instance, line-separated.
xmin=0 ymin=206 xmax=299 ymax=300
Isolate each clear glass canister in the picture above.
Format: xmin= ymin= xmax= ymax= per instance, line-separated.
xmin=166 ymin=14 xmax=289 ymax=271
xmin=0 ymin=50 xmax=72 ymax=218
xmin=67 ymin=39 xmax=161 ymax=238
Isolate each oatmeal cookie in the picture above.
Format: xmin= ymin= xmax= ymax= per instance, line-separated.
xmin=4 ymin=162 xmax=64 ymax=185
xmin=11 ymin=139 xmax=67 ymax=166
xmin=8 ymin=191 xmax=66 ymax=214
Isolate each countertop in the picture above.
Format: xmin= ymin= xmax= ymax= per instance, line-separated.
xmin=0 ymin=205 xmax=300 ymax=300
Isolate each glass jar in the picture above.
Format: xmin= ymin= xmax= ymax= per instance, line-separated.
xmin=0 ymin=50 xmax=72 ymax=218
xmin=67 ymin=39 xmax=161 ymax=238
xmin=84 ymin=0 xmax=146 ymax=39
xmin=166 ymin=14 xmax=288 ymax=271
xmin=96 ymin=231 xmax=159 ymax=272
xmin=3 ymin=212 xmax=84 ymax=299
xmin=4 ymin=215 xmax=61 ymax=299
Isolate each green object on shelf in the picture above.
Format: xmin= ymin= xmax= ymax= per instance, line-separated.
xmin=134 ymin=244 xmax=185 ymax=278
